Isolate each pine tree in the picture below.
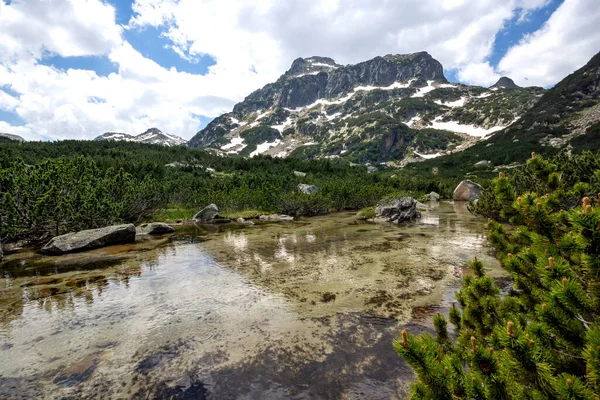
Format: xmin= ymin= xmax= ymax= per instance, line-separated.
xmin=395 ymin=154 xmax=600 ymax=399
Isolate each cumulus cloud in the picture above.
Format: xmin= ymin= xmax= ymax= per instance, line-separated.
xmin=497 ymin=0 xmax=600 ymax=87
xmin=0 ymin=0 xmax=598 ymax=141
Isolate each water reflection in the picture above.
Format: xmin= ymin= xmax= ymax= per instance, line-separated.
xmin=0 ymin=202 xmax=502 ymax=399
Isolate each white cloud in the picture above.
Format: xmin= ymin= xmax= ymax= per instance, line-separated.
xmin=0 ymin=0 xmax=597 ymax=141
xmin=497 ymin=0 xmax=600 ymax=87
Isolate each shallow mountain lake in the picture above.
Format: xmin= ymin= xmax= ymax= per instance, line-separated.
xmin=0 ymin=201 xmax=502 ymax=399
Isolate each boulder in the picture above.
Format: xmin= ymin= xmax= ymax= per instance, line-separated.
xmin=474 ymin=160 xmax=491 ymax=168
xmin=427 ymin=192 xmax=440 ymax=201
xmin=298 ymin=184 xmax=319 ymax=195
xmin=259 ymin=214 xmax=294 ymax=222
xmin=367 ymin=166 xmax=378 ymax=173
xmin=137 ymin=222 xmax=175 ymax=235
xmin=294 ymin=171 xmax=307 ymax=177
xmin=193 ymin=204 xmax=219 ymax=222
xmin=375 ymin=196 xmax=421 ymax=223
xmin=236 ymin=218 xmax=255 ymax=226
xmin=41 ymin=224 xmax=136 ymax=255
xmin=453 ymin=180 xmax=482 ymax=202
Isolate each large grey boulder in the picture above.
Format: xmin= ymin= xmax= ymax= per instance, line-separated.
xmin=137 ymin=222 xmax=175 ymax=235
xmin=193 ymin=204 xmax=219 ymax=222
xmin=41 ymin=224 xmax=136 ymax=255
xmin=259 ymin=214 xmax=294 ymax=222
xmin=298 ymin=184 xmax=319 ymax=195
xmin=474 ymin=160 xmax=491 ymax=169
xmin=427 ymin=192 xmax=440 ymax=201
xmin=375 ymin=196 xmax=421 ymax=223
xmin=453 ymin=180 xmax=482 ymax=202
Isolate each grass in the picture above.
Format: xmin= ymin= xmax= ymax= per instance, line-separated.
xmin=152 ymin=208 xmax=197 ymax=222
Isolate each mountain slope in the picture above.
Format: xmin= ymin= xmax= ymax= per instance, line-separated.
xmin=414 ymin=50 xmax=600 ymax=176
xmin=0 ymin=133 xmax=26 ymax=142
xmin=95 ymin=128 xmax=187 ymax=147
xmin=188 ymin=52 xmax=543 ymax=164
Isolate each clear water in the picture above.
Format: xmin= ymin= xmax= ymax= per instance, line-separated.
xmin=0 ymin=202 xmax=501 ymax=399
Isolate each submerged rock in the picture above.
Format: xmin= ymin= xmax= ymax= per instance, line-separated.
xmin=375 ymin=196 xmax=421 ymax=223
xmin=259 ymin=214 xmax=294 ymax=222
xmin=427 ymin=192 xmax=440 ymax=201
xmin=298 ymin=184 xmax=319 ymax=195
xmin=453 ymin=180 xmax=482 ymax=202
xmin=41 ymin=224 xmax=136 ymax=255
xmin=137 ymin=222 xmax=175 ymax=235
xmin=193 ymin=204 xmax=219 ymax=223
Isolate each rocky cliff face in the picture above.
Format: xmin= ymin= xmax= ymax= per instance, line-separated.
xmin=95 ymin=128 xmax=187 ymax=147
xmin=188 ymin=52 xmax=543 ymax=164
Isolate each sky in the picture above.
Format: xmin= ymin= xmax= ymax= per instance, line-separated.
xmin=0 ymin=0 xmax=599 ymax=141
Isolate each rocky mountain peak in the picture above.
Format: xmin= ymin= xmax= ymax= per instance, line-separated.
xmin=491 ymin=76 xmax=519 ymax=89
xmin=286 ymin=56 xmax=341 ymax=76
xmin=140 ymin=127 xmax=163 ymax=136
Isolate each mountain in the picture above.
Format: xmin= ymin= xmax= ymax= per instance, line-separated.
xmin=95 ymin=128 xmax=187 ymax=147
xmin=416 ymin=50 xmax=600 ymax=175
xmin=0 ymin=133 xmax=26 ymax=142
xmin=188 ymin=52 xmax=543 ymax=164
xmin=490 ymin=77 xmax=519 ymax=89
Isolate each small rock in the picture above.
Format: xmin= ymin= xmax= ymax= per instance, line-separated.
xmin=236 ymin=218 xmax=255 ymax=226
xmin=259 ymin=214 xmax=294 ymax=222
xmin=321 ymin=292 xmax=336 ymax=303
xmin=193 ymin=204 xmax=219 ymax=222
xmin=293 ymin=171 xmax=307 ymax=177
xmin=453 ymin=180 xmax=482 ymax=202
xmin=298 ymin=184 xmax=319 ymax=195
xmin=367 ymin=166 xmax=378 ymax=173
xmin=137 ymin=222 xmax=175 ymax=235
xmin=426 ymin=192 xmax=440 ymax=201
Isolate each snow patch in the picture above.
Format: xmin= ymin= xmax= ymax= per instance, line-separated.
xmin=221 ymin=137 xmax=246 ymax=150
xmin=250 ymin=139 xmax=281 ymax=157
xmin=429 ymin=117 xmax=505 ymax=137
xmin=477 ymin=92 xmax=492 ymax=99
xmin=271 ymin=117 xmax=293 ymax=133
xmin=414 ymin=151 xmax=442 ymax=159
xmin=412 ymin=81 xmax=436 ymax=98
xmin=434 ymin=97 xmax=466 ymax=108
xmin=406 ymin=116 xmax=422 ymax=127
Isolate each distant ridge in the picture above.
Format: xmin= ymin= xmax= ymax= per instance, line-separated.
xmin=94 ymin=128 xmax=187 ymax=147
xmin=0 ymin=133 xmax=26 ymax=142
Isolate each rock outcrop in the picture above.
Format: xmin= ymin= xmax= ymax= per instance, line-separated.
xmin=137 ymin=222 xmax=175 ymax=235
xmin=375 ymin=196 xmax=421 ymax=223
xmin=453 ymin=180 xmax=482 ymax=202
xmin=298 ymin=184 xmax=319 ymax=195
xmin=427 ymin=192 xmax=440 ymax=201
xmin=41 ymin=224 xmax=136 ymax=255
xmin=193 ymin=204 xmax=219 ymax=222
xmin=490 ymin=77 xmax=519 ymax=89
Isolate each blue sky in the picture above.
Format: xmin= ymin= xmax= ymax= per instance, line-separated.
xmin=1 ymin=0 xmax=598 ymax=141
